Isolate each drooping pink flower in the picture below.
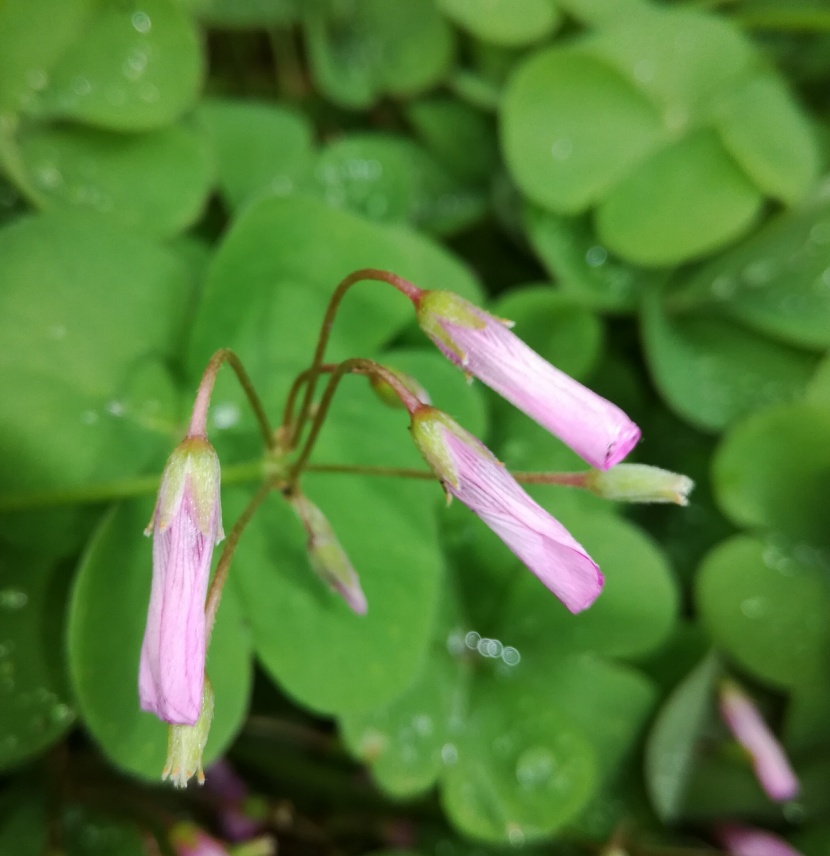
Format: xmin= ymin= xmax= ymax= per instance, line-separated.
xmin=139 ymin=436 xmax=224 ymax=725
xmin=719 ymin=680 xmax=799 ymax=802
xmin=717 ymin=823 xmax=805 ymax=856
xmin=410 ymin=406 xmax=603 ymax=613
xmin=411 ymin=289 xmax=640 ymax=470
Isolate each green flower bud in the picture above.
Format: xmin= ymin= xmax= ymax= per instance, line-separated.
xmin=585 ymin=464 xmax=694 ymax=505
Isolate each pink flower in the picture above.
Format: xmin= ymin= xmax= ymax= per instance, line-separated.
xmin=205 ymin=760 xmax=267 ymax=842
xmin=170 ymin=822 xmax=229 ymax=856
xmin=717 ymin=823 xmax=805 ymax=856
xmin=413 ymin=289 xmax=640 ymax=470
xmin=139 ymin=436 xmax=224 ymax=726
xmin=719 ymin=680 xmax=799 ymax=802
xmin=410 ymin=406 xmax=603 ymax=613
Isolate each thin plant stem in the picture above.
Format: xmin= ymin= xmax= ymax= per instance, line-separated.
xmin=289 ymin=269 xmax=421 ymax=449
xmin=281 ymin=363 xmax=338 ymax=440
xmin=288 ymin=358 xmax=421 ymax=485
xmin=194 ymin=349 xmax=275 ymax=450
xmin=511 ymin=471 xmax=588 ymax=487
xmin=205 ymin=478 xmax=276 ymax=635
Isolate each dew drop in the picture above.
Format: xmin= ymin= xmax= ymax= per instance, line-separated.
xmin=515 ymin=746 xmax=555 ymax=789
xmin=740 ymin=596 xmax=767 ymax=619
xmin=502 ymin=646 xmax=521 ymax=666
xmin=131 ymin=11 xmax=152 ymax=33
xmin=464 ymin=630 xmax=481 ymax=650
xmin=585 ymin=245 xmax=607 ymax=267
xmin=212 ymin=402 xmax=240 ymax=429
xmin=550 ymin=138 xmax=573 ymax=161
xmin=507 ymin=824 xmax=525 ymax=847
xmin=413 ymin=714 xmax=433 ymax=737
xmin=441 ymin=743 xmax=458 ymax=765
xmin=0 ymin=589 xmax=27 ymax=610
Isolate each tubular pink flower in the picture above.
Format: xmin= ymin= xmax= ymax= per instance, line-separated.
xmin=412 ymin=289 xmax=640 ymax=470
xmin=411 ymin=406 xmax=603 ymax=613
xmin=719 ymin=680 xmax=799 ymax=802
xmin=139 ymin=436 xmax=224 ymax=726
xmin=717 ymin=823 xmax=805 ymax=856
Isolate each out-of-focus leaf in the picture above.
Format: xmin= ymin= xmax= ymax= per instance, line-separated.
xmin=198 ymin=98 xmax=314 ymax=212
xmin=27 ymin=0 xmax=203 ymax=131
xmin=501 ymin=49 xmax=665 ymax=214
xmin=667 ymin=190 xmax=830 ymax=350
xmin=696 ymin=535 xmax=830 ymax=688
xmin=523 ymin=204 xmax=661 ymax=312
xmin=304 ymin=0 xmax=454 ymax=109
xmin=641 ymin=287 xmax=818 ymax=432
xmin=713 ymin=72 xmax=819 ymax=204
xmin=437 ymin=0 xmax=560 ymax=47
xmin=0 ymin=549 xmax=75 ymax=771
xmin=713 ymin=403 xmax=830 ymax=544
xmin=644 ymin=654 xmax=719 ymax=821
xmin=8 ymin=121 xmax=212 ymax=237
xmin=68 ymin=499 xmax=253 ymax=780
xmin=193 ymin=0 xmax=298 ymax=27
xmin=595 ymin=130 xmax=763 ymax=266
xmin=405 ymin=97 xmax=498 ymax=185
xmin=311 ymin=133 xmax=485 ymax=234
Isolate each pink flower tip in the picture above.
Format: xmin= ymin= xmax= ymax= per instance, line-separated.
xmin=139 ymin=437 xmax=224 ymax=726
xmin=414 ymin=289 xmax=640 ymax=470
xmin=718 ymin=680 xmax=799 ymax=803
xmin=717 ymin=823 xmax=805 ymax=856
xmin=410 ymin=406 xmax=603 ymax=613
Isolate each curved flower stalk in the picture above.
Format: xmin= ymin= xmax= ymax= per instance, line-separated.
xmin=410 ymin=405 xmax=603 ymax=613
xmin=719 ymin=679 xmax=799 ymax=802
xmin=139 ymin=436 xmax=224 ymax=725
xmin=410 ymin=288 xmax=640 ymax=470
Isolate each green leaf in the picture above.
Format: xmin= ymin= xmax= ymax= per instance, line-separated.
xmin=188 ymin=195 xmax=482 ymax=418
xmin=67 ymin=498 xmax=253 ymax=780
xmin=713 ymin=72 xmax=819 ymax=205
xmin=581 ymin=7 xmax=755 ymax=122
xmin=667 ymin=193 xmax=830 ymax=350
xmin=9 ymin=121 xmax=213 ymax=237
xmin=501 ymin=49 xmax=665 ymax=214
xmin=523 ymin=204 xmax=662 ymax=313
xmin=0 ymin=793 xmax=46 ymax=856
xmin=304 ymin=0 xmax=454 ymax=109
xmin=0 ymin=549 xmax=75 ymax=771
xmin=440 ymin=674 xmax=596 ymax=844
xmin=198 ymin=98 xmax=314 ymax=212
xmin=644 ymin=654 xmax=719 ymax=821
xmin=713 ymin=403 xmax=830 ymax=544
xmin=506 ymin=511 xmax=678 ymax=661
xmin=0 ymin=211 xmax=189 ymax=553
xmin=28 ymin=0 xmax=203 ymax=131
xmin=311 ymin=133 xmax=485 ymax=234
xmin=437 ymin=0 xmax=560 ymax=47
xmin=595 ymin=130 xmax=763 ymax=266
xmin=807 ymin=353 xmax=830 ymax=407
xmin=405 ymin=97 xmax=498 ymax=186
xmin=0 ymin=0 xmax=96 ymax=113
xmin=641 ymin=286 xmax=818 ymax=432
xmin=696 ymin=535 xmax=830 ymax=688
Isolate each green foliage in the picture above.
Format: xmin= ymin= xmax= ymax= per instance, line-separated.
xmin=0 ymin=0 xmax=828 ymax=851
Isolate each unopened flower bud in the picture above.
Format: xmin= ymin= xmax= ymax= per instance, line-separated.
xmin=585 ymin=464 xmax=694 ymax=505
xmin=410 ymin=405 xmax=603 ymax=613
xmin=719 ymin=679 xmax=799 ymax=802
xmin=411 ymin=288 xmax=640 ymax=470
xmin=140 ymin=437 xmax=224 ymax=725
xmin=289 ymin=493 xmax=367 ymax=615
xmin=369 ymin=367 xmax=431 ymax=409
xmin=163 ymin=678 xmax=215 ymax=788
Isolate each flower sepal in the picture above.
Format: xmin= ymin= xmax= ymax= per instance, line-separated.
xmin=163 ymin=678 xmax=215 ymax=789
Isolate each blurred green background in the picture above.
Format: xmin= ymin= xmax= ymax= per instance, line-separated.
xmin=0 ymin=0 xmax=829 ymax=853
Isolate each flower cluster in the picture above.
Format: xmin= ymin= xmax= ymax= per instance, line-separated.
xmin=137 ymin=271 xmax=692 ymax=787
